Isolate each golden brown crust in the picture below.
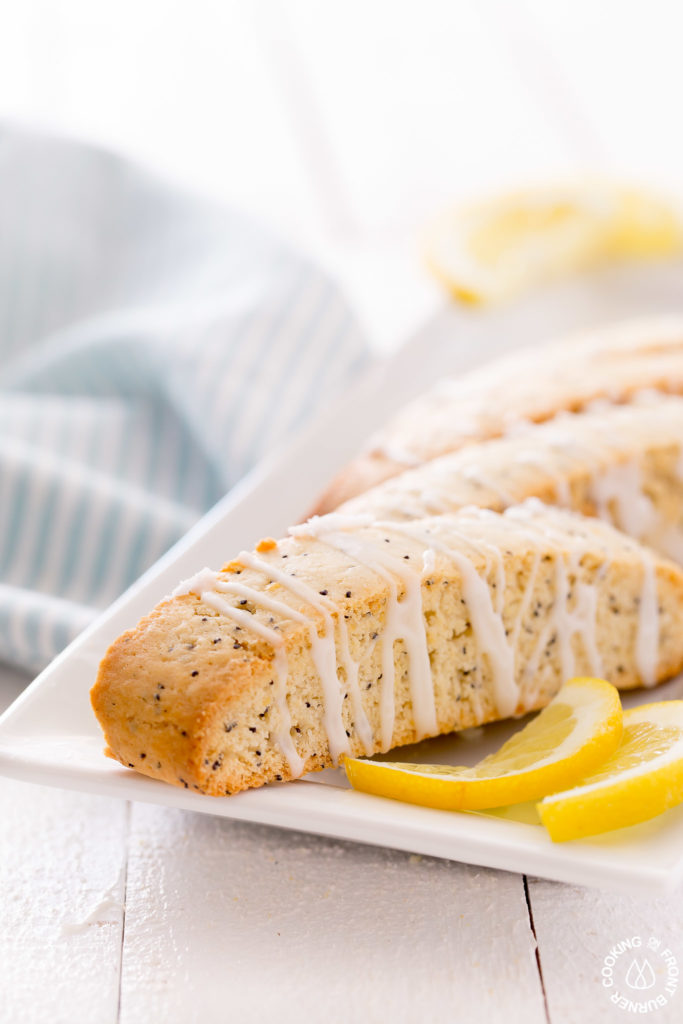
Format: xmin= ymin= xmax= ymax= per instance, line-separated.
xmin=311 ymin=316 xmax=683 ymax=514
xmin=92 ymin=319 xmax=683 ymax=797
xmin=92 ymin=508 xmax=683 ymax=796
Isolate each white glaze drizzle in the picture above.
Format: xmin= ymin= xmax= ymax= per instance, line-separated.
xmin=517 ymin=406 xmax=683 ymax=562
xmin=635 ymin=550 xmax=659 ymax=687
xmin=590 ymin=460 xmax=659 ymax=539
xmin=232 ymin=552 xmax=374 ymax=756
xmin=174 ymin=568 xmax=305 ymax=776
xmin=334 ymin=612 xmax=375 ymax=754
xmin=378 ymin=428 xmax=667 ymax=695
xmin=460 ymin=464 xmax=516 ymax=506
xmin=173 ymin=475 xmax=665 ymax=769
xmin=503 ymin=505 xmax=604 ymax=681
xmin=504 ymin=501 xmax=664 ymax=689
xmin=358 ymin=401 xmax=683 ymax=572
xmin=554 ymin=550 xmax=603 ymax=679
xmin=372 ymin=442 xmax=423 ymax=467
xmin=236 ymin=551 xmax=354 ymax=762
xmin=174 ymin=556 xmax=376 ymax=768
xmin=382 ymin=519 xmax=518 ymax=719
xmin=292 ymin=516 xmax=437 ymax=749
xmin=422 ymin=549 xmax=436 ymax=577
xmin=518 ymin=418 xmax=683 ymax=564
xmin=172 ymin=567 xmax=223 ymax=599
xmin=337 ymin=531 xmax=435 ymax=746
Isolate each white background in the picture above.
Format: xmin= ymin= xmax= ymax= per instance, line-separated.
xmin=2 ymin=0 xmax=682 ymax=349
xmin=2 ymin=2 xmax=683 ymax=1022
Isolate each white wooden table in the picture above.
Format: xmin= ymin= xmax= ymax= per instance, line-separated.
xmin=2 ymin=3 xmax=683 ymax=1021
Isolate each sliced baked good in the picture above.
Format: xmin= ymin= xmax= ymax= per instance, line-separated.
xmin=339 ymin=394 xmax=683 ymax=562
xmin=91 ymin=502 xmax=683 ymax=795
xmin=313 ymin=315 xmax=683 ymax=513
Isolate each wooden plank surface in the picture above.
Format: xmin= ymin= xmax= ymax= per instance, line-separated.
xmin=529 ymin=876 xmax=683 ymax=1024
xmin=0 ymin=777 xmax=128 ymax=1024
xmin=119 ymin=804 xmax=546 ymax=1024
xmin=0 ymin=669 xmax=127 ymax=1024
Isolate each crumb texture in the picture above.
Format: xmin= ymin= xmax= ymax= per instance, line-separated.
xmin=92 ymin=503 xmax=683 ymax=796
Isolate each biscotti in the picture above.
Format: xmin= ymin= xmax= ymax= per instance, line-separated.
xmin=313 ymin=316 xmax=683 ymax=513
xmin=339 ymin=394 xmax=683 ymax=562
xmin=91 ymin=502 xmax=683 ymax=795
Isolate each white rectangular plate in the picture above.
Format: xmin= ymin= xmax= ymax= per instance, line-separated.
xmin=3 ymin=262 xmax=683 ymax=895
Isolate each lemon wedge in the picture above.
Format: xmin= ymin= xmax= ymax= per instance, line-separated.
xmin=538 ymin=701 xmax=683 ymax=842
xmin=425 ymin=183 xmax=683 ymax=305
xmin=344 ymin=677 xmax=622 ymax=811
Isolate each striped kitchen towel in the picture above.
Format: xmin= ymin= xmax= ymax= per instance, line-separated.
xmin=0 ymin=127 xmax=369 ymax=671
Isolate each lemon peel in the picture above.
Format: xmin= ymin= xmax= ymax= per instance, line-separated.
xmin=344 ymin=677 xmax=622 ymax=811
xmin=538 ymin=700 xmax=683 ymax=842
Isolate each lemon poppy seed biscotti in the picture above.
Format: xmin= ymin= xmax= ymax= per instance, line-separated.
xmin=339 ymin=393 xmax=683 ymax=562
xmin=92 ymin=502 xmax=683 ymax=796
xmin=312 ymin=315 xmax=683 ymax=513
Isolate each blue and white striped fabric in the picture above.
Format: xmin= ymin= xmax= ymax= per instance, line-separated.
xmin=0 ymin=127 xmax=369 ymax=671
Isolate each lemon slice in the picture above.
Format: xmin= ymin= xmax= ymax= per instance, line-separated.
xmin=538 ymin=701 xmax=683 ymax=842
xmin=344 ymin=677 xmax=622 ymax=811
xmin=425 ymin=183 xmax=682 ymax=305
